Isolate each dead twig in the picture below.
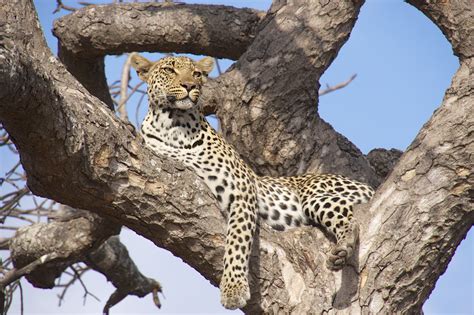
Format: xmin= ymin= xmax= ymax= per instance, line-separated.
xmin=319 ymin=74 xmax=357 ymax=96
xmin=0 ymin=253 xmax=61 ymax=287
xmin=53 ymin=0 xmax=78 ymax=14
xmin=71 ymin=266 xmax=100 ymax=305
xmin=0 ymin=251 xmax=62 ymax=314
xmin=0 ymin=188 xmax=29 ymax=223
xmin=135 ymin=90 xmax=147 ymax=127
xmin=56 ymin=264 xmax=94 ymax=306
xmin=212 ymin=58 xmax=223 ymax=132
xmin=116 ymin=54 xmax=133 ymax=122
xmin=0 ymin=238 xmax=10 ymax=250
xmin=119 ymin=81 xmax=145 ymax=117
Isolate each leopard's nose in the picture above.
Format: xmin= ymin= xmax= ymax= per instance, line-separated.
xmin=181 ymin=82 xmax=197 ymax=92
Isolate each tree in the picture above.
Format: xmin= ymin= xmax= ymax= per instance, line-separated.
xmin=0 ymin=0 xmax=472 ymax=313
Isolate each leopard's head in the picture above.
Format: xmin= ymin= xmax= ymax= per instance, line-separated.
xmin=131 ymin=54 xmax=214 ymax=110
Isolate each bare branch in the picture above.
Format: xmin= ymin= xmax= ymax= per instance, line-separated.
xmin=18 ymin=282 xmax=23 ymax=315
xmin=1 ymin=250 xmax=63 ymax=314
xmin=86 ymin=236 xmax=163 ymax=314
xmin=70 ymin=266 xmax=101 ymax=305
xmin=53 ymin=0 xmax=77 ymax=14
xmin=134 ymin=90 xmax=147 ymax=127
xmin=0 ymin=253 xmax=61 ymax=289
xmin=319 ymin=74 xmax=357 ymax=96
xmin=0 ymin=188 xmax=29 ymax=223
xmin=56 ymin=265 xmax=92 ymax=306
xmin=119 ymin=81 xmax=145 ymax=118
xmin=0 ymin=238 xmax=10 ymax=250
xmin=117 ymin=54 xmax=133 ymax=122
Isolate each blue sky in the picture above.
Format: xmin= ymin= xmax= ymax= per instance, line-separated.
xmin=1 ymin=0 xmax=472 ymax=314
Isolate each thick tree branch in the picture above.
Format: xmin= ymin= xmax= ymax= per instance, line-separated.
xmin=53 ymin=3 xmax=264 ymax=60
xmin=348 ymin=1 xmax=474 ymax=311
xmin=9 ymin=212 xmax=119 ymax=289
xmin=349 ymin=60 xmax=473 ymax=313
xmin=56 ymin=51 xmax=114 ymax=109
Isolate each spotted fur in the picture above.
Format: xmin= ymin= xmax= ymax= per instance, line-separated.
xmin=131 ymin=54 xmax=374 ymax=310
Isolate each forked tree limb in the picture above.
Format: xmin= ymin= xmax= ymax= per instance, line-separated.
xmin=209 ymin=0 xmax=380 ymax=185
xmin=0 ymin=0 xmax=472 ymax=314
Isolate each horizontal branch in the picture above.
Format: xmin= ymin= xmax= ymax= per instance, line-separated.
xmin=53 ymin=2 xmax=265 ymax=60
xmin=8 ymin=212 xmax=119 ymax=289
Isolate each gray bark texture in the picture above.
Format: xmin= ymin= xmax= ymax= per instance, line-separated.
xmin=366 ymin=148 xmax=403 ymax=180
xmin=0 ymin=0 xmax=472 ymax=313
xmin=9 ymin=210 xmax=119 ymax=289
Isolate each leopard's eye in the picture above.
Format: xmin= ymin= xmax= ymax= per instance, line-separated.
xmin=162 ymin=66 xmax=175 ymax=74
xmin=193 ymin=71 xmax=202 ymax=78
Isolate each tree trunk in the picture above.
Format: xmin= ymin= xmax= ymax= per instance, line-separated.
xmin=0 ymin=0 xmax=472 ymax=313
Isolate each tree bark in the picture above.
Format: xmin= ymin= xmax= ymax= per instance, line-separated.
xmin=6 ymin=207 xmax=161 ymax=312
xmin=215 ymin=0 xmax=379 ymax=184
xmin=9 ymin=210 xmax=118 ymax=289
xmin=0 ymin=0 xmax=472 ymax=314
xmin=366 ymin=148 xmax=403 ymax=180
xmin=53 ymin=2 xmax=264 ymax=60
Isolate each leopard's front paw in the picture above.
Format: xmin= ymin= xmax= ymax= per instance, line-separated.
xmin=327 ymin=223 xmax=359 ymax=271
xmin=326 ymin=242 xmax=354 ymax=270
xmin=220 ymin=278 xmax=250 ymax=310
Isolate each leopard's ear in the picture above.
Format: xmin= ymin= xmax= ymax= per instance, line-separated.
xmin=195 ymin=56 xmax=214 ymax=75
xmin=130 ymin=53 xmax=153 ymax=82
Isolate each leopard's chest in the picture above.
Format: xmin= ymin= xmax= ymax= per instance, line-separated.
xmin=142 ymin=119 xmax=249 ymax=212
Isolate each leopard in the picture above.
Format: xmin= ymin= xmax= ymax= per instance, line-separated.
xmin=130 ymin=53 xmax=374 ymax=310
